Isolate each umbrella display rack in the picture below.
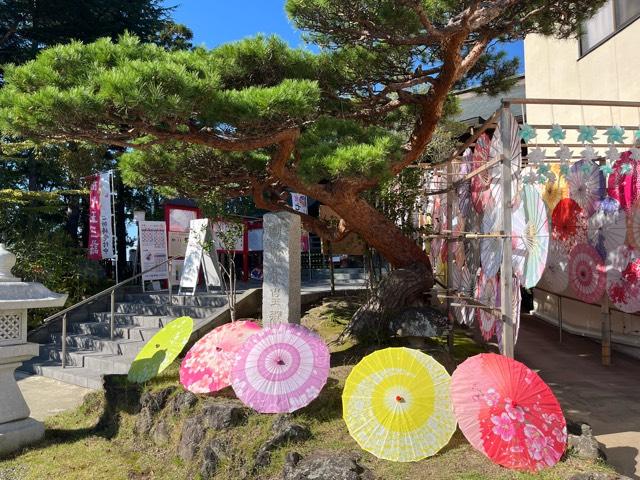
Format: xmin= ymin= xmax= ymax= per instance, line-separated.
xmin=421 ymin=97 xmax=640 ymax=364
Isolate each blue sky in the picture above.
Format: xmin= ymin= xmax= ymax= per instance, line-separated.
xmin=164 ymin=1 xmax=524 ymax=72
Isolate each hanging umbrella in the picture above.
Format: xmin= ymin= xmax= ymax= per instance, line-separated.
xmin=457 ymin=148 xmax=473 ymax=217
xmin=606 ymin=245 xmax=640 ymax=313
xmin=626 ymin=199 xmax=640 ymax=249
xmin=540 ymin=165 xmax=568 ymax=211
xmin=551 ymin=198 xmax=587 ymax=251
xmin=451 ymin=353 xmax=567 ymax=472
xmin=465 ymin=212 xmax=482 ymax=276
xmin=450 ymin=210 xmax=466 ymax=268
xmin=587 ymin=197 xmax=626 ymax=260
xmin=607 ymin=152 xmax=640 ymax=212
xmin=480 ymin=210 xmax=503 ymax=277
xmin=452 ymin=263 xmax=475 ymax=325
xmin=566 ymin=159 xmax=605 ymax=218
xmin=475 ymin=271 xmax=499 ymax=341
xmin=511 ymin=186 xmax=549 ymax=288
xmin=231 ymin=323 xmax=330 ymax=413
xmin=128 ymin=316 xmax=194 ymax=384
xmin=180 ymin=320 xmax=261 ymax=394
xmin=494 ymin=275 xmax=522 ymax=354
xmin=537 ymin=240 xmax=570 ymax=294
xmin=488 ymin=111 xmax=522 ymax=213
xmin=471 ymin=133 xmax=492 ymax=214
xmin=342 ymin=347 xmax=457 ymax=462
xmin=568 ymin=243 xmax=606 ymax=304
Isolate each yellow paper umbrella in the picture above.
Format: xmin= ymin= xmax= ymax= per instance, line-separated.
xmin=540 ymin=165 xmax=568 ymax=211
xmin=128 ymin=316 xmax=193 ymax=383
xmin=342 ymin=347 xmax=456 ymax=462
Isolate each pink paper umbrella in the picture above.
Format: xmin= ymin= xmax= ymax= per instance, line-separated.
xmin=568 ymin=243 xmax=606 ymax=304
xmin=606 ymin=245 xmax=640 ymax=313
xmin=475 ymin=270 xmax=499 ymax=341
xmin=180 ymin=320 xmax=261 ymax=394
xmin=231 ymin=323 xmax=330 ymax=413
xmin=607 ymin=152 xmax=640 ymax=212
xmin=567 ymin=159 xmax=606 ymax=218
xmin=471 ymin=133 xmax=492 ymax=213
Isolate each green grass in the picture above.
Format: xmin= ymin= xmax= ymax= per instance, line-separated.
xmin=0 ymin=297 xmax=618 ymax=479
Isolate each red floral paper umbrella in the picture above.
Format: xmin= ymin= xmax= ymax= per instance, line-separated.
xmin=568 ymin=243 xmax=606 ymax=303
xmin=606 ymin=245 xmax=640 ymax=313
xmin=607 ymin=152 xmax=640 ymax=212
xmin=451 ymin=353 xmax=567 ymax=472
xmin=551 ymin=198 xmax=587 ymax=251
xmin=475 ymin=270 xmax=499 ymax=341
xmin=471 ymin=133 xmax=492 ymax=214
xmin=180 ymin=320 xmax=261 ymax=394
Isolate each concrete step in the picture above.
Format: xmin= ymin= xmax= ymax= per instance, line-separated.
xmin=90 ymin=312 xmax=166 ymax=328
xmin=38 ymin=344 xmax=134 ymax=375
xmin=49 ymin=333 xmax=145 ymax=357
xmin=113 ymin=302 xmax=210 ymax=318
xmin=124 ymin=293 xmax=227 ymax=307
xmin=72 ymin=321 xmax=160 ymax=341
xmin=22 ymin=361 xmax=104 ymax=390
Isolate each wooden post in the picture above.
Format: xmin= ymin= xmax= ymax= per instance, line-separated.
xmin=601 ymin=295 xmax=611 ymax=366
xmin=558 ymin=295 xmax=563 ymax=343
xmin=500 ymin=104 xmax=515 ymax=358
xmin=446 ymin=160 xmax=455 ymax=353
xmin=328 ymin=241 xmax=336 ymax=295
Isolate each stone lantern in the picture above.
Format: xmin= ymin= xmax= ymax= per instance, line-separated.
xmin=0 ymin=244 xmax=67 ymax=456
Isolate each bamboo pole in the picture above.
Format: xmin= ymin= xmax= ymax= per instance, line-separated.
xmin=446 ymin=160 xmax=455 ymax=353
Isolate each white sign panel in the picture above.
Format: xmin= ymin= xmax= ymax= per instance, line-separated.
xmin=291 ymin=193 xmax=308 ymax=214
xmin=99 ymin=173 xmax=115 ymax=259
xmin=139 ymin=221 xmax=169 ymax=282
xmin=179 ymin=219 xmax=221 ymax=294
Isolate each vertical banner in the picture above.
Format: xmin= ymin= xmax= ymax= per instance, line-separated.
xmin=139 ymin=221 xmax=169 ymax=283
xmin=87 ymin=176 xmax=101 ymax=260
xmin=291 ymin=193 xmax=308 ymax=214
xmin=99 ymin=172 xmax=114 ymax=259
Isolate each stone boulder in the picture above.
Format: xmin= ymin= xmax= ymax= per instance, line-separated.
xmin=282 ymin=451 xmax=374 ymax=480
xmin=200 ymin=438 xmax=229 ymax=479
xmin=178 ymin=415 xmax=206 ymax=461
xmin=150 ymin=419 xmax=171 ymax=446
xmin=254 ymin=415 xmax=311 ymax=469
xmin=202 ymin=399 xmax=248 ymax=430
xmin=567 ymin=421 xmax=605 ymax=460
xmin=134 ymin=387 xmax=175 ymax=435
xmin=389 ymin=307 xmax=448 ymax=338
xmin=169 ymin=391 xmax=198 ymax=416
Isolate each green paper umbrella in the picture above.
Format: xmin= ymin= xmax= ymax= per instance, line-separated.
xmin=128 ymin=316 xmax=193 ymax=383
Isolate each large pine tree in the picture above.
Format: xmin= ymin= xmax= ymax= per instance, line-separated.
xmin=0 ymin=0 xmax=605 ymax=336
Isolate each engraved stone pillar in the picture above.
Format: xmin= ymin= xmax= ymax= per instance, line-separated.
xmin=262 ymin=212 xmax=301 ymax=325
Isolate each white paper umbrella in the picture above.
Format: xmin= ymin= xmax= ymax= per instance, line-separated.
xmin=480 ymin=210 xmax=502 ymax=277
xmin=537 ymin=240 xmax=570 ymax=294
xmin=452 ymin=263 xmax=475 ymax=325
xmin=450 ymin=210 xmax=466 ymax=268
xmin=568 ymin=243 xmax=606 ymax=304
xmin=567 ymin=159 xmax=606 ymax=218
xmin=475 ymin=270 xmax=499 ymax=341
xmin=606 ymin=245 xmax=640 ymax=313
xmin=457 ymin=148 xmax=473 ymax=217
xmin=511 ymin=186 xmax=550 ymax=288
xmin=488 ymin=112 xmax=522 ymax=214
xmin=495 ymin=275 xmax=522 ymax=353
xmin=587 ymin=197 xmax=626 ymax=260
xmin=464 ymin=211 xmax=482 ymax=275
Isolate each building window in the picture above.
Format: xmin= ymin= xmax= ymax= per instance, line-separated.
xmin=579 ymin=0 xmax=640 ymax=56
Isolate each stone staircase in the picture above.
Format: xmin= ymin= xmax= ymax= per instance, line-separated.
xmin=21 ymin=291 xmax=230 ymax=389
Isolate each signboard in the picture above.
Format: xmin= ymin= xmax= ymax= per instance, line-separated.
xmin=167 ymin=207 xmax=198 ymax=257
xmin=139 ymin=221 xmax=169 ymax=283
xmin=179 ymin=219 xmax=221 ymax=295
xmin=291 ymin=193 xmax=308 ymax=214
xmin=87 ymin=172 xmax=114 ymax=260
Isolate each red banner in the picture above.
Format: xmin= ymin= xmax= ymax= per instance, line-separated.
xmin=87 ymin=175 xmax=101 ymax=260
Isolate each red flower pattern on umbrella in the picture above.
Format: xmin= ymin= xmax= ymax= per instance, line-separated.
xmin=552 ymin=198 xmax=587 ymax=251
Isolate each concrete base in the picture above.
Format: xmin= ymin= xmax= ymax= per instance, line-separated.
xmin=0 ymin=417 xmax=44 ymax=457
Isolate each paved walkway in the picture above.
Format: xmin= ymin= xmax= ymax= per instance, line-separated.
xmin=517 ymin=315 xmax=640 ymax=479
xmin=15 ymin=371 xmax=93 ymax=421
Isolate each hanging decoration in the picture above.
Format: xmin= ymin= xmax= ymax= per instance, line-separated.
xmin=457 ymin=148 xmax=473 ymax=217
xmin=480 ymin=210 xmax=503 ymax=278
xmin=551 ymin=198 xmax=588 ymax=251
xmin=627 ymin=199 xmax=640 ymax=249
xmin=607 ymin=152 xmax=639 ymax=212
xmin=566 ymin=159 xmax=605 ymax=217
xmin=567 ymin=243 xmax=606 ymax=304
xmin=606 ymin=245 xmax=640 ymax=313
xmin=577 ymin=125 xmax=598 ymax=144
xmin=540 ymin=165 xmax=568 ymax=211
xmin=587 ymin=198 xmax=626 ymax=260
xmin=471 ymin=133 xmax=492 ymax=214
xmin=495 ymin=275 xmax=522 ymax=352
xmin=537 ymin=240 xmax=570 ymax=294
xmin=475 ymin=271 xmax=499 ymax=341
xmin=519 ymin=124 xmax=537 ymax=143
xmin=452 ymin=263 xmax=475 ymax=325
xmin=548 ymin=124 xmax=566 ymax=143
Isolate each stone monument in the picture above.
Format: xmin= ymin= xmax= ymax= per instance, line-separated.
xmin=262 ymin=212 xmax=301 ymax=325
xmin=0 ymin=244 xmax=67 ymax=456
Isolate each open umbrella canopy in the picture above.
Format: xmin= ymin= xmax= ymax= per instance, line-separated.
xmin=480 ymin=210 xmax=502 ymax=278
xmin=180 ymin=320 xmax=261 ymax=394
xmin=488 ymin=111 xmax=522 ymax=213
xmin=475 ymin=271 xmax=499 ymax=341
xmin=231 ymin=323 xmax=330 ymax=413
xmin=627 ymin=199 xmax=640 ymax=249
xmin=540 ymin=165 xmax=568 ymax=211
xmin=512 ymin=186 xmax=549 ymax=288
xmin=342 ymin=347 xmax=457 ymax=462
xmin=568 ymin=243 xmax=606 ymax=304
xmin=471 ymin=133 xmax=492 ymax=214
xmin=567 ymin=159 xmax=606 ymax=218
xmin=452 ymin=263 xmax=475 ymax=326
xmin=451 ymin=353 xmax=566 ymax=472
xmin=607 ymin=152 xmax=640 ymax=212
xmin=552 ymin=198 xmax=587 ymax=251
xmin=495 ymin=275 xmax=522 ymax=353
xmin=128 ymin=316 xmax=194 ymax=384
xmin=457 ymin=148 xmax=473 ymax=217
xmin=538 ymin=239 xmax=570 ymax=294
xmin=606 ymin=245 xmax=640 ymax=313
xmin=587 ymin=197 xmax=626 ymax=260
